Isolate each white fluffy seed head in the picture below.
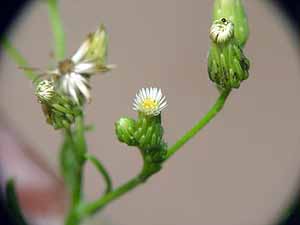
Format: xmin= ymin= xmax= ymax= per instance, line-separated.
xmin=209 ymin=17 xmax=234 ymax=44
xmin=133 ymin=87 xmax=167 ymax=116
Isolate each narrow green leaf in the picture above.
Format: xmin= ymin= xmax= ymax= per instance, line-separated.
xmin=85 ymin=154 xmax=113 ymax=195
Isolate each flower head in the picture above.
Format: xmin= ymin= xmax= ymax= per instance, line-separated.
xmin=209 ymin=18 xmax=234 ymax=44
xmin=48 ymin=25 xmax=114 ymax=104
xmin=133 ymin=88 xmax=167 ymax=116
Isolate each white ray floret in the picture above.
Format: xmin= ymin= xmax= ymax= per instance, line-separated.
xmin=60 ymin=72 xmax=91 ymax=103
xmin=133 ymin=87 xmax=167 ymax=116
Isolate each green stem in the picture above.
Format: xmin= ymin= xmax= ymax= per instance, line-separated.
xmin=63 ymin=127 xmax=85 ymax=225
xmin=1 ymin=37 xmax=38 ymax=81
xmin=63 ymin=115 xmax=87 ymax=225
xmin=85 ymin=154 xmax=113 ymax=195
xmin=165 ymin=88 xmax=231 ymax=159
xmin=47 ymin=0 xmax=66 ymax=61
xmin=74 ymin=116 xmax=87 ymax=160
xmin=65 ymin=210 xmax=80 ymax=225
xmin=78 ymin=161 xmax=161 ymax=217
xmin=79 ymin=175 xmax=143 ymax=217
xmin=65 ymin=128 xmax=83 ymax=207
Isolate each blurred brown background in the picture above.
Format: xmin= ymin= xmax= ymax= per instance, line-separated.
xmin=0 ymin=1 xmax=300 ymax=225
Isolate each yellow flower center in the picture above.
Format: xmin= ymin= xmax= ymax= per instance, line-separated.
xmin=142 ymin=98 xmax=158 ymax=110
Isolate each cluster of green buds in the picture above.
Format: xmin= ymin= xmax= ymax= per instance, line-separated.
xmin=35 ymin=79 xmax=81 ymax=129
xmin=208 ymin=0 xmax=250 ymax=90
xmin=115 ymin=88 xmax=168 ymax=163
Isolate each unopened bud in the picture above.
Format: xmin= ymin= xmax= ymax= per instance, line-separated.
xmin=208 ymin=18 xmax=250 ymax=90
xmin=134 ymin=114 xmax=165 ymax=151
xmin=115 ymin=117 xmax=137 ymax=146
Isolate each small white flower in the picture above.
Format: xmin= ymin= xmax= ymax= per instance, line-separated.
xmin=50 ymin=25 xmax=114 ymax=104
xmin=209 ymin=18 xmax=234 ymax=44
xmin=133 ymin=87 xmax=167 ymax=116
xmin=35 ymin=80 xmax=55 ymax=103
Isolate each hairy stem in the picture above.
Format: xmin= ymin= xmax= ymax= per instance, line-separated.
xmin=165 ymin=88 xmax=231 ymax=159
xmin=78 ymin=161 xmax=161 ymax=217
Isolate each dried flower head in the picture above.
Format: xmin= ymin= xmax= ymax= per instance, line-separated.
xmin=47 ymin=25 xmax=114 ymax=104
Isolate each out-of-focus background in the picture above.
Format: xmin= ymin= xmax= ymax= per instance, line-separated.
xmin=0 ymin=1 xmax=300 ymax=225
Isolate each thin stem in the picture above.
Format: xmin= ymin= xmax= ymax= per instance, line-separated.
xmin=85 ymin=154 xmax=113 ymax=195
xmin=77 ymin=158 xmax=161 ymax=218
xmin=165 ymin=88 xmax=231 ymax=160
xmin=47 ymin=0 xmax=66 ymax=61
xmin=1 ymin=37 xmax=38 ymax=81
xmin=78 ymin=175 xmax=143 ymax=217
xmin=78 ymin=159 xmax=161 ymax=217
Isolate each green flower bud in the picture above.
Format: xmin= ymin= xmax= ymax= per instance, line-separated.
xmin=208 ymin=18 xmax=250 ymax=90
xmin=213 ymin=0 xmax=249 ymax=48
xmin=115 ymin=117 xmax=137 ymax=146
xmin=134 ymin=114 xmax=165 ymax=152
xmin=35 ymin=80 xmax=81 ymax=129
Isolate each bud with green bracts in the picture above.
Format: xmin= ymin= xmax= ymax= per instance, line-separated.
xmin=134 ymin=114 xmax=164 ymax=150
xmin=115 ymin=117 xmax=137 ymax=146
xmin=208 ymin=18 xmax=250 ymax=90
xmin=212 ymin=0 xmax=249 ymax=48
xmin=35 ymin=80 xmax=81 ymax=129
xmin=115 ymin=114 xmax=167 ymax=162
xmin=134 ymin=113 xmax=167 ymax=162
